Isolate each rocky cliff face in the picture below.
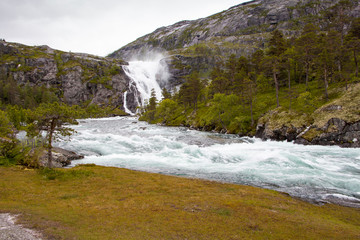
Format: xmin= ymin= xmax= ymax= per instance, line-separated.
xmin=256 ymin=115 xmax=360 ymax=148
xmin=255 ymin=83 xmax=360 ymax=148
xmin=109 ymin=0 xmax=360 ymax=89
xmin=111 ymin=0 xmax=360 ymax=59
xmin=0 ymin=41 xmax=138 ymax=112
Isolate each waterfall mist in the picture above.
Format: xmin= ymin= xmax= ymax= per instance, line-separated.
xmin=122 ymin=52 xmax=170 ymax=115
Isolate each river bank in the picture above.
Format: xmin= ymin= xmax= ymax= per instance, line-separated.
xmin=1 ymin=165 xmax=360 ymax=239
xmin=140 ymin=83 xmax=360 ymax=149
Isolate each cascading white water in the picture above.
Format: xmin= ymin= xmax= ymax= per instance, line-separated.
xmin=122 ymin=56 xmax=169 ymax=114
xmin=122 ymin=91 xmax=132 ymax=114
xmin=57 ymin=117 xmax=360 ymax=208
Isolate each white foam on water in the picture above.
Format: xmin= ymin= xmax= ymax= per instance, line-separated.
xmin=57 ymin=117 xmax=360 ymax=206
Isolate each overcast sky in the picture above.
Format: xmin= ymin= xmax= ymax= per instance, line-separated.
xmin=0 ymin=0 xmax=247 ymax=56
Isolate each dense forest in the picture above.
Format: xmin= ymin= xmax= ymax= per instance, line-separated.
xmin=140 ymin=4 xmax=360 ymax=138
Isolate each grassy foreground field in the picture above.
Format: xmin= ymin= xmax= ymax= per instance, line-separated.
xmin=1 ymin=165 xmax=360 ymax=239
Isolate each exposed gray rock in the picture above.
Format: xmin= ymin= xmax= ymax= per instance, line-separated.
xmin=37 ymin=45 xmax=55 ymax=54
xmin=61 ymin=66 xmax=84 ymax=104
xmin=322 ymin=105 xmax=343 ymax=111
xmin=0 ymin=41 xmax=136 ymax=111
xmin=256 ymin=118 xmax=360 ymax=148
xmin=0 ymin=213 xmax=43 ymax=240
xmin=38 ymin=147 xmax=84 ymax=168
xmin=15 ymin=58 xmax=59 ymax=86
xmin=256 ymin=122 xmax=305 ymax=142
xmin=304 ymin=119 xmax=360 ymax=148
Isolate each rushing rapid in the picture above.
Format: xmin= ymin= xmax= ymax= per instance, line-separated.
xmin=56 ymin=117 xmax=360 ymax=208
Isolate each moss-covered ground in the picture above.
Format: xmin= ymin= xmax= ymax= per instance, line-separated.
xmin=1 ymin=165 xmax=360 ymax=239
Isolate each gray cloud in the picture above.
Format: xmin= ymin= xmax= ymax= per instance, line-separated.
xmin=0 ymin=0 xmax=245 ymax=56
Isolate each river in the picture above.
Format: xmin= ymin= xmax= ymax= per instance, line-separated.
xmin=56 ymin=116 xmax=360 ymax=208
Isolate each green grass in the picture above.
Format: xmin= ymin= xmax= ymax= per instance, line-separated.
xmin=1 ymin=165 xmax=360 ymax=239
xmin=312 ymin=83 xmax=360 ymax=126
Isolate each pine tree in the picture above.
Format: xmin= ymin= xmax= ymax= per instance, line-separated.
xmin=148 ymin=88 xmax=157 ymax=111
xmin=26 ymin=103 xmax=79 ymax=168
xmin=282 ymin=46 xmax=296 ymax=109
xmin=250 ymin=49 xmax=264 ymax=78
xmin=324 ymin=0 xmax=355 ymax=44
xmin=346 ymin=17 xmax=360 ymax=78
xmin=296 ymin=23 xmax=319 ymax=88
xmin=225 ymin=54 xmax=238 ymax=86
xmin=316 ymin=32 xmax=340 ymax=101
xmin=161 ymin=88 xmax=171 ymax=100
xmin=179 ymin=72 xmax=203 ymax=110
xmin=210 ymin=63 xmax=230 ymax=95
xmin=0 ymin=110 xmax=17 ymax=165
xmin=265 ymin=30 xmax=286 ymax=108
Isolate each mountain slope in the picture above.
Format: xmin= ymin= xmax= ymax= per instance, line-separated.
xmin=0 ymin=40 xmax=139 ymax=112
xmin=111 ymin=0 xmax=360 ymax=59
xmin=109 ymin=0 xmax=360 ymax=88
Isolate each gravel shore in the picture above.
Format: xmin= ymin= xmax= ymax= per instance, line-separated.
xmin=0 ymin=213 xmax=43 ymax=240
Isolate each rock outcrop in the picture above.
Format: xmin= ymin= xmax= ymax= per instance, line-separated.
xmin=295 ymin=118 xmax=360 ymax=148
xmin=255 ymin=108 xmax=309 ymax=142
xmin=0 ymin=40 xmax=138 ymax=112
xmin=255 ymin=83 xmax=360 ymax=148
xmin=38 ymin=147 xmax=84 ymax=168
xmin=256 ymin=117 xmax=360 ymax=148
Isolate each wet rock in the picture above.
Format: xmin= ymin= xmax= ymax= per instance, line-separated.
xmin=258 ymin=118 xmax=360 ymax=148
xmin=310 ymin=119 xmax=360 ymax=148
xmin=255 ymin=118 xmax=305 ymax=142
xmin=38 ymin=147 xmax=84 ymax=168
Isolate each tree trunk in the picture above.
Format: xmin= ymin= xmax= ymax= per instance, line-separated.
xmin=218 ymin=112 xmax=227 ymax=133
xmin=250 ymin=97 xmax=254 ymax=127
xmin=273 ymin=69 xmax=280 ymax=108
xmin=47 ymin=118 xmax=57 ymax=168
xmin=294 ymin=62 xmax=299 ymax=84
xmin=305 ymin=62 xmax=309 ymax=89
xmin=288 ymin=68 xmax=291 ymax=110
xmin=354 ymin=49 xmax=358 ymax=78
xmin=324 ymin=68 xmax=329 ymax=101
xmin=249 ymin=82 xmax=254 ymax=127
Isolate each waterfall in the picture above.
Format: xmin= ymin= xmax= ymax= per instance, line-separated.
xmin=123 ymin=57 xmax=169 ymax=115
xmin=122 ymin=91 xmax=132 ymax=114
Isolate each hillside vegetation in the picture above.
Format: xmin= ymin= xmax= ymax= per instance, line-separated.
xmin=140 ymin=6 xmax=360 ymax=147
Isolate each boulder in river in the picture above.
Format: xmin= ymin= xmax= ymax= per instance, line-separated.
xmin=37 ymin=147 xmax=84 ymax=168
